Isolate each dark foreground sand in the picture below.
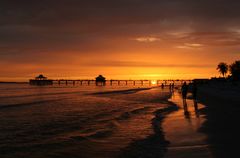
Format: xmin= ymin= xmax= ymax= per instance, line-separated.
xmin=197 ymin=83 xmax=240 ymax=158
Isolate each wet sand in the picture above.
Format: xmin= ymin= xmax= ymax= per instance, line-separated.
xmin=163 ymin=91 xmax=213 ymax=158
xmin=119 ymin=88 xmax=215 ymax=158
xmin=162 ymin=83 xmax=240 ymax=158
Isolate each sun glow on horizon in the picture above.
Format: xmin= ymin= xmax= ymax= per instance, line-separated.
xmin=151 ymin=80 xmax=157 ymax=85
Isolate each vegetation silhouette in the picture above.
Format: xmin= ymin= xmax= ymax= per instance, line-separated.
xmin=229 ymin=60 xmax=240 ymax=81
xmin=217 ymin=62 xmax=228 ymax=77
xmin=216 ymin=60 xmax=240 ymax=81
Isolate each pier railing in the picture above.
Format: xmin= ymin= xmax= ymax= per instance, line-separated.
xmin=51 ymin=79 xmax=192 ymax=86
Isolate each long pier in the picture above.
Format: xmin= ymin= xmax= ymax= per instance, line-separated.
xmin=51 ymin=79 xmax=192 ymax=86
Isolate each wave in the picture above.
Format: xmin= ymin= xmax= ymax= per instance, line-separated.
xmin=94 ymin=106 xmax=157 ymax=124
xmin=70 ymin=106 xmax=154 ymax=141
xmin=116 ymin=106 xmax=151 ymax=121
xmin=70 ymin=129 xmax=114 ymax=141
xmin=0 ymin=85 xmax=72 ymax=91
xmin=0 ymin=98 xmax=64 ymax=110
xmin=0 ymin=91 xmax=85 ymax=99
xmin=89 ymin=88 xmax=151 ymax=95
xmin=1 ymin=87 xmax=151 ymax=99
xmin=117 ymin=111 xmax=131 ymax=120
xmin=131 ymin=106 xmax=151 ymax=114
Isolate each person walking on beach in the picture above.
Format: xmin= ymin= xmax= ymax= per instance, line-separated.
xmin=161 ymin=83 xmax=164 ymax=89
xmin=192 ymin=82 xmax=198 ymax=100
xmin=181 ymin=82 xmax=188 ymax=115
xmin=172 ymin=83 xmax=174 ymax=89
xmin=181 ymin=82 xmax=188 ymax=100
xmin=169 ymin=83 xmax=173 ymax=93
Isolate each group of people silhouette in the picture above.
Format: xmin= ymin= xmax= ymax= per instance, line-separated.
xmin=181 ymin=81 xmax=198 ymax=100
xmin=181 ymin=81 xmax=198 ymax=116
xmin=161 ymin=83 xmax=175 ymax=90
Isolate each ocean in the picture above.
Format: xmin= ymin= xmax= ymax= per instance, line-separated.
xmin=0 ymin=83 xmax=174 ymax=158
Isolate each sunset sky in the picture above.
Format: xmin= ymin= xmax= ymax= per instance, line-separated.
xmin=1 ymin=0 xmax=240 ymax=81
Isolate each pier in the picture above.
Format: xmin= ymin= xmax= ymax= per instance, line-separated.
xmin=50 ymin=79 xmax=192 ymax=86
xmin=29 ymin=74 xmax=192 ymax=86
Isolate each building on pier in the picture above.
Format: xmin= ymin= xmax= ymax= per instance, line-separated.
xmin=96 ymin=75 xmax=106 ymax=86
xmin=29 ymin=74 xmax=53 ymax=85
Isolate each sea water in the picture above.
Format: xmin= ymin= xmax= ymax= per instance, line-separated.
xmin=0 ymin=83 xmax=173 ymax=158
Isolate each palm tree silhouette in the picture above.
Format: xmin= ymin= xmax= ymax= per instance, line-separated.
xmin=217 ymin=62 xmax=228 ymax=77
xmin=229 ymin=60 xmax=240 ymax=80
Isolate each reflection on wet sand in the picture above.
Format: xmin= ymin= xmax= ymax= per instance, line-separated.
xmin=193 ymin=100 xmax=200 ymax=118
xmin=163 ymin=91 xmax=213 ymax=158
xmin=183 ymin=99 xmax=200 ymax=119
xmin=183 ymin=99 xmax=189 ymax=116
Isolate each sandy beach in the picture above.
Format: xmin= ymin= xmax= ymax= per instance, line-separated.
xmin=196 ymin=83 xmax=240 ymax=158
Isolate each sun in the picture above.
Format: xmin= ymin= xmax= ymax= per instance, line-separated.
xmin=151 ymin=80 xmax=157 ymax=85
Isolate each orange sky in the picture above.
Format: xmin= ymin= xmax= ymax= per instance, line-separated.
xmin=1 ymin=43 xmax=239 ymax=81
xmin=1 ymin=1 xmax=240 ymax=81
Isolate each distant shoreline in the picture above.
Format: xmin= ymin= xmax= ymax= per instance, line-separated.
xmin=0 ymin=81 xmax=28 ymax=84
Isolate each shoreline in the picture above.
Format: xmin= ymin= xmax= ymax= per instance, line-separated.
xmin=118 ymin=90 xmax=178 ymax=158
xmin=100 ymin=83 xmax=240 ymax=158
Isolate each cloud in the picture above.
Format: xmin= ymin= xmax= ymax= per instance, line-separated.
xmin=1 ymin=0 xmax=240 ymax=80
xmin=1 ymin=0 xmax=240 ymax=49
xmin=134 ymin=37 xmax=161 ymax=42
xmin=177 ymin=43 xmax=204 ymax=49
xmin=171 ymin=31 xmax=240 ymax=48
xmin=84 ymin=60 xmax=213 ymax=68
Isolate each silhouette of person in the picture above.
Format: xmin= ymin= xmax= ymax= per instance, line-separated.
xmin=192 ymin=82 xmax=198 ymax=100
xmin=181 ymin=82 xmax=188 ymax=100
xmin=181 ymin=82 xmax=189 ymax=115
xmin=169 ymin=83 xmax=173 ymax=93
xmin=161 ymin=83 xmax=164 ymax=89
xmin=172 ymin=83 xmax=174 ymax=89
